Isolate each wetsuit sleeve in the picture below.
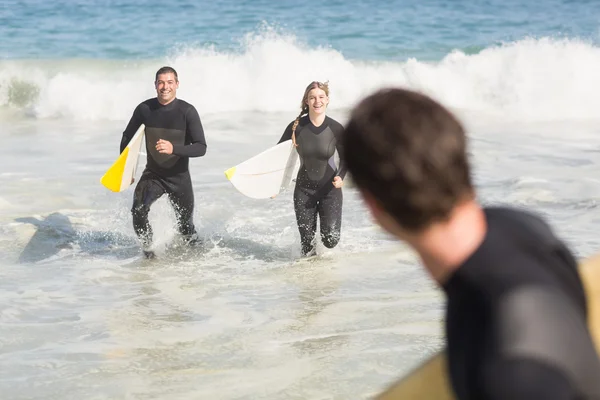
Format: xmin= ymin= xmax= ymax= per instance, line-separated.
xmin=120 ymin=104 xmax=144 ymax=154
xmin=331 ymin=121 xmax=348 ymax=179
xmin=172 ymin=105 xmax=207 ymax=157
xmin=489 ymin=284 xmax=600 ymax=398
xmin=483 ymin=359 xmax=576 ymax=399
xmin=277 ymin=122 xmax=294 ymax=144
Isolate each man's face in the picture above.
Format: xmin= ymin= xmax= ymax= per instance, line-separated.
xmin=155 ymin=72 xmax=179 ymax=105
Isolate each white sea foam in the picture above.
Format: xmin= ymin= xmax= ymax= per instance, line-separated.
xmin=2 ymin=33 xmax=600 ymax=122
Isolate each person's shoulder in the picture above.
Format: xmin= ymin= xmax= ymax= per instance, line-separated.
xmin=297 ymin=115 xmax=311 ymax=127
xmin=174 ymin=99 xmax=201 ymax=116
xmin=137 ymin=98 xmax=156 ymax=109
xmin=326 ymin=116 xmax=344 ymax=131
xmin=486 ymin=205 xmax=555 ymax=239
xmin=286 ymin=115 xmax=309 ymax=130
xmin=472 ymin=205 xmax=574 ymax=289
xmin=284 ymin=119 xmax=295 ymax=131
xmin=453 ymin=206 xmax=557 ymax=287
xmin=486 ymin=205 xmax=543 ymax=220
xmin=175 ymin=98 xmax=192 ymax=107
xmin=130 ymin=99 xmax=155 ymax=118
xmin=173 ymin=98 xmax=195 ymax=110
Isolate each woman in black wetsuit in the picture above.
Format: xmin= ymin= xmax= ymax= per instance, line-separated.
xmin=278 ymin=81 xmax=346 ymax=257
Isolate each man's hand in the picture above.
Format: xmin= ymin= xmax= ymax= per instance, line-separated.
xmin=156 ymin=139 xmax=173 ymax=155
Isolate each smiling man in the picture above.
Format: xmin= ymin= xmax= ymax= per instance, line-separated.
xmin=119 ymin=66 xmax=207 ymax=258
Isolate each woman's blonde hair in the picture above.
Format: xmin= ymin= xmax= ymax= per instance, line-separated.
xmin=291 ymin=81 xmax=329 ymax=146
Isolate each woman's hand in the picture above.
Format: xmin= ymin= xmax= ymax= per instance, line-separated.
xmin=332 ymin=176 xmax=343 ymax=189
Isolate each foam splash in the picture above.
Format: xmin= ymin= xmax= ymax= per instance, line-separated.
xmin=2 ymin=32 xmax=600 ymax=121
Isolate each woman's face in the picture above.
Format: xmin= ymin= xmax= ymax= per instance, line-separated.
xmin=306 ymin=87 xmax=329 ymax=115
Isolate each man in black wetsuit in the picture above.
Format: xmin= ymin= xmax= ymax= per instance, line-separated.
xmin=342 ymin=88 xmax=600 ymax=399
xmin=120 ymin=66 xmax=207 ymax=258
xmin=278 ymin=81 xmax=346 ymax=257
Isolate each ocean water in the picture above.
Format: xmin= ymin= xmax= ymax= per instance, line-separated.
xmin=3 ymin=0 xmax=600 ymax=399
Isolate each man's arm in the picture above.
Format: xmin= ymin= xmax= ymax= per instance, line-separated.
xmin=485 ymin=285 xmax=600 ymax=399
xmin=120 ymin=105 xmax=144 ymax=154
xmin=172 ymin=106 xmax=207 ymax=157
xmin=483 ymin=358 xmax=577 ymax=400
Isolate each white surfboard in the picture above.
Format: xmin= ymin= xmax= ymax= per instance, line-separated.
xmin=224 ymin=140 xmax=300 ymax=199
xmin=100 ymin=124 xmax=145 ymax=192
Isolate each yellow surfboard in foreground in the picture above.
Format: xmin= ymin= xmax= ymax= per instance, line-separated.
xmin=375 ymin=253 xmax=600 ymax=399
xmin=100 ymin=124 xmax=145 ymax=192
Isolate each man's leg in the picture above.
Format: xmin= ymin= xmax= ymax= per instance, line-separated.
xmin=167 ymin=173 xmax=199 ymax=245
xmin=131 ymin=172 xmax=165 ymax=256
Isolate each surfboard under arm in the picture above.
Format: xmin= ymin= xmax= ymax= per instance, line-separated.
xmin=224 ymin=139 xmax=299 ymax=199
xmin=100 ymin=124 xmax=145 ymax=192
xmin=375 ymin=255 xmax=600 ymax=399
xmin=280 ymin=144 xmax=299 ymax=190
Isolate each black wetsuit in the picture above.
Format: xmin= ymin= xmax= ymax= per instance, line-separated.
xmin=120 ymin=98 xmax=207 ymax=250
xmin=278 ymin=115 xmax=346 ymax=256
xmin=444 ymin=206 xmax=600 ymax=399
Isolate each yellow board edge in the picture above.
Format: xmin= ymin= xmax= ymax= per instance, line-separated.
xmin=224 ymin=166 xmax=236 ymax=181
xmin=100 ymin=147 xmax=130 ymax=192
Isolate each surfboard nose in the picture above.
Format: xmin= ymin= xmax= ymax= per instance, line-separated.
xmin=224 ymin=166 xmax=236 ymax=180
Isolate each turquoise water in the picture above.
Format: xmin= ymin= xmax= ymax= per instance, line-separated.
xmin=4 ymin=0 xmax=600 ymax=60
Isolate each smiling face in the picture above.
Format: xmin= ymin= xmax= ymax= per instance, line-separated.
xmin=155 ymin=72 xmax=179 ymax=105
xmin=306 ymin=87 xmax=329 ymax=115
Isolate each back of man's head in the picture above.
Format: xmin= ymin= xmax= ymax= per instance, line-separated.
xmin=342 ymin=87 xmax=474 ymax=232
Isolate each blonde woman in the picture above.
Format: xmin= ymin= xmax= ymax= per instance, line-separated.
xmin=277 ymin=81 xmax=346 ymax=257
